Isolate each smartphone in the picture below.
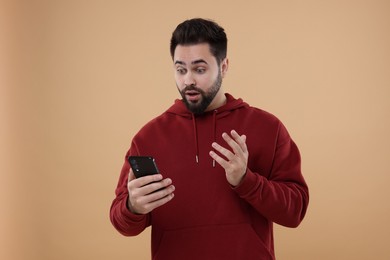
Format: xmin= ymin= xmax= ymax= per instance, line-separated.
xmin=128 ymin=156 xmax=160 ymax=178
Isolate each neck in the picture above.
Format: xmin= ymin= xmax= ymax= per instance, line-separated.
xmin=206 ymin=91 xmax=226 ymax=111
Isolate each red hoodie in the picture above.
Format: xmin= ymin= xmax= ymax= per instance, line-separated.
xmin=110 ymin=93 xmax=309 ymax=260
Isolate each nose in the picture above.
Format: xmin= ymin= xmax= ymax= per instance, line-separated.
xmin=184 ymin=72 xmax=196 ymax=87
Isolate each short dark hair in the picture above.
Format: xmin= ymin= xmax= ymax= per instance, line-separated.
xmin=170 ymin=18 xmax=227 ymax=64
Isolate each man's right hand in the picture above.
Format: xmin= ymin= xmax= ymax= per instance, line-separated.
xmin=127 ymin=169 xmax=175 ymax=214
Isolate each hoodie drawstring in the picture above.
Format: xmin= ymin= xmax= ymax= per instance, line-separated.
xmin=212 ymin=110 xmax=217 ymax=167
xmin=191 ymin=114 xmax=199 ymax=163
xmin=191 ymin=111 xmax=218 ymax=167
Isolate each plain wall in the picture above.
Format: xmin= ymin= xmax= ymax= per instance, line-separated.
xmin=2 ymin=0 xmax=390 ymax=259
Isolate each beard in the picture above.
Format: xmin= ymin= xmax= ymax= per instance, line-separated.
xmin=178 ymin=71 xmax=222 ymax=115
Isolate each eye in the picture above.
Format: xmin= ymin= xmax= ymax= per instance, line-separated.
xmin=176 ymin=67 xmax=187 ymax=75
xmin=195 ymin=67 xmax=206 ymax=74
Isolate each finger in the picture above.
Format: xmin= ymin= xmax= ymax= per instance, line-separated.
xmin=144 ymin=192 xmax=175 ymax=213
xmin=230 ymin=130 xmax=246 ymax=146
xmin=143 ymin=182 xmax=175 ymax=202
xmin=129 ymin=174 xmax=164 ymax=190
xmin=139 ymin=178 xmax=173 ymax=195
xmin=222 ymin=132 xmax=243 ymax=156
xmin=209 ymin=150 xmax=229 ymax=169
xmin=133 ymin=187 xmax=175 ymax=214
xmin=241 ymin=135 xmax=247 ymax=152
xmin=137 ymin=183 xmax=175 ymax=211
xmin=211 ymin=141 xmax=235 ymax=161
xmin=136 ymin=174 xmax=163 ymax=187
xmin=231 ymin=130 xmax=248 ymax=154
xmin=128 ymin=168 xmax=136 ymax=182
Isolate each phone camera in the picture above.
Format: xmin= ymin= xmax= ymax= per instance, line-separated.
xmin=130 ymin=159 xmax=139 ymax=171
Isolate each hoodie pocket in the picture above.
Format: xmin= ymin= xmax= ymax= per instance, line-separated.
xmin=153 ymin=222 xmax=274 ymax=260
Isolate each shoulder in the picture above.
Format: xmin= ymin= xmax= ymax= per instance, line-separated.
xmin=248 ymin=106 xmax=293 ymax=141
xmin=139 ymin=111 xmax=168 ymax=128
xmin=240 ymin=104 xmax=282 ymax=126
xmin=133 ymin=110 xmax=179 ymax=139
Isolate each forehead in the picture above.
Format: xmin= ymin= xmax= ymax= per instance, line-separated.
xmin=173 ymin=43 xmax=216 ymax=65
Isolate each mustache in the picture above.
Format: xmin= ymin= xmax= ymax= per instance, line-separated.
xmin=182 ymin=85 xmax=204 ymax=94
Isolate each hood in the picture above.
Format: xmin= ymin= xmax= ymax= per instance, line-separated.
xmin=165 ymin=93 xmax=249 ymax=165
xmin=166 ymin=93 xmax=248 ymax=118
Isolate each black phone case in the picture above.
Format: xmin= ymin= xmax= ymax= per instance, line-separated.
xmin=128 ymin=156 xmax=160 ymax=178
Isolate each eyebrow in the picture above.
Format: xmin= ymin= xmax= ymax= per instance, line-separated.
xmin=174 ymin=59 xmax=208 ymax=66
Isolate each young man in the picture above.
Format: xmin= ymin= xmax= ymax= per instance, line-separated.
xmin=110 ymin=18 xmax=309 ymax=260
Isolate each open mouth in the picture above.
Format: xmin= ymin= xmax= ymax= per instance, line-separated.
xmin=185 ymin=90 xmax=201 ymax=102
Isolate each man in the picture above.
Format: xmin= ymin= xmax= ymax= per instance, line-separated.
xmin=110 ymin=18 xmax=309 ymax=260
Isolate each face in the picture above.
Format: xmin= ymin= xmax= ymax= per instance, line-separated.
xmin=173 ymin=43 xmax=228 ymax=114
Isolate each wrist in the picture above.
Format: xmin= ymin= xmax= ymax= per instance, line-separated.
xmin=126 ymin=196 xmax=141 ymax=215
xmin=230 ymin=169 xmax=247 ymax=187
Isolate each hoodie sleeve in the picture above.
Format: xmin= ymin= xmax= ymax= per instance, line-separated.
xmin=233 ymin=122 xmax=309 ymax=228
xmin=109 ymin=148 xmax=151 ymax=236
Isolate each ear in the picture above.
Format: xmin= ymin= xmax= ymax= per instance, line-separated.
xmin=220 ymin=58 xmax=229 ymax=77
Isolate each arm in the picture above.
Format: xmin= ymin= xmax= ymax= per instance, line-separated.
xmin=210 ymin=126 xmax=309 ymax=228
xmin=109 ymin=154 xmax=151 ymax=236
xmin=234 ymin=131 xmax=309 ymax=227
xmin=110 ymin=149 xmax=175 ymax=236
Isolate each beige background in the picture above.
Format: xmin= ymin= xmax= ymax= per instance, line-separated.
xmin=2 ymin=0 xmax=390 ymax=259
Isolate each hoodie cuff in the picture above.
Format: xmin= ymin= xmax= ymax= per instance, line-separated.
xmin=232 ymin=168 xmax=262 ymax=197
xmin=121 ymin=195 xmax=146 ymax=222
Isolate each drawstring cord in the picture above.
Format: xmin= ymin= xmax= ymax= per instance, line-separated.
xmin=191 ymin=114 xmax=199 ymax=163
xmin=212 ymin=110 xmax=217 ymax=167
xmin=192 ymin=110 xmax=218 ymax=167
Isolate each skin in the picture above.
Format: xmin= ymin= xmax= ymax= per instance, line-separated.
xmin=174 ymin=43 xmax=228 ymax=113
xmin=127 ymin=43 xmax=249 ymax=214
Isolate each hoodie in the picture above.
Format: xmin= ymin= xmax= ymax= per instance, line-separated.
xmin=110 ymin=93 xmax=309 ymax=260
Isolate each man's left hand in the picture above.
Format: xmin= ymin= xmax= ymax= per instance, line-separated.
xmin=209 ymin=130 xmax=248 ymax=186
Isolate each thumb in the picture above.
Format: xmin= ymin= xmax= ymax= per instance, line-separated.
xmin=128 ymin=168 xmax=136 ymax=182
